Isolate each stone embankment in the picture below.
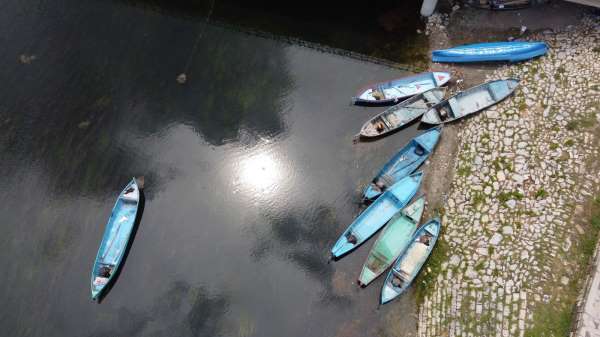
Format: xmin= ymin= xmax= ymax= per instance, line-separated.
xmin=417 ymin=15 xmax=600 ymax=337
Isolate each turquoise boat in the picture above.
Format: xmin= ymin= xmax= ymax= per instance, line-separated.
xmin=380 ymin=218 xmax=441 ymax=304
xmin=357 ymin=196 xmax=425 ymax=287
xmin=353 ymin=72 xmax=451 ymax=106
xmin=91 ymin=178 xmax=140 ymax=300
xmin=331 ymin=172 xmax=423 ymax=259
xmin=421 ymin=79 xmax=519 ymax=125
xmin=363 ymin=128 xmax=441 ymax=201
xmin=359 ymin=88 xmax=446 ymax=139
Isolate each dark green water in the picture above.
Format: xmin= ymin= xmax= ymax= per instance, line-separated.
xmin=0 ymin=0 xmax=427 ymax=336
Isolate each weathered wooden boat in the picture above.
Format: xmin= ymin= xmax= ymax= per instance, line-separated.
xmin=359 ymin=88 xmax=446 ymax=139
xmin=91 ymin=178 xmax=140 ymax=300
xmin=352 ymin=72 xmax=450 ymax=106
xmin=331 ymin=172 xmax=423 ymax=259
xmin=363 ymin=128 xmax=441 ymax=201
xmin=380 ymin=218 xmax=441 ymax=304
xmin=432 ymin=42 xmax=547 ymax=63
xmin=421 ymin=79 xmax=519 ymax=125
xmin=357 ymin=196 xmax=425 ymax=287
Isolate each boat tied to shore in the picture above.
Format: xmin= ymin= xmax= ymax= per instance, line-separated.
xmin=352 ymin=72 xmax=451 ymax=106
xmin=421 ymin=78 xmax=519 ymax=125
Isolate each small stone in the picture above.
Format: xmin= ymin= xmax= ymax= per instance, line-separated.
xmin=506 ymin=200 xmax=517 ymax=208
xmin=561 ymin=277 xmax=569 ymax=285
xmin=497 ymin=171 xmax=506 ymax=182
xmin=490 ymin=233 xmax=503 ymax=246
xmin=502 ymin=226 xmax=514 ymax=235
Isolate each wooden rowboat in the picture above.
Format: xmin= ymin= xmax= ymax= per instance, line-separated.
xmin=358 ymin=88 xmax=446 ymax=139
xmin=91 ymin=178 xmax=140 ymax=300
xmin=363 ymin=128 xmax=441 ymax=201
xmin=352 ymin=72 xmax=450 ymax=106
xmin=421 ymin=79 xmax=519 ymax=125
xmin=331 ymin=172 xmax=423 ymax=259
xmin=380 ymin=218 xmax=441 ymax=304
xmin=357 ymin=196 xmax=425 ymax=287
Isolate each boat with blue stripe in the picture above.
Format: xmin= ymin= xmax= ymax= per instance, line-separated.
xmin=363 ymin=128 xmax=441 ymax=201
xmin=331 ymin=172 xmax=423 ymax=259
xmin=91 ymin=178 xmax=141 ymax=300
xmin=380 ymin=218 xmax=441 ymax=304
xmin=353 ymin=72 xmax=450 ymax=106
xmin=432 ymin=41 xmax=547 ymax=63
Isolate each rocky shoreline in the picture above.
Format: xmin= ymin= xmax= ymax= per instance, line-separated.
xmin=416 ymin=9 xmax=600 ymax=337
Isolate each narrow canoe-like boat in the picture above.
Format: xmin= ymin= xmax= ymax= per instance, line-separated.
xmin=363 ymin=128 xmax=441 ymax=201
xmin=359 ymin=88 xmax=446 ymax=139
xmin=432 ymin=42 xmax=547 ymax=63
xmin=357 ymin=196 xmax=425 ymax=287
xmin=331 ymin=172 xmax=423 ymax=259
xmin=352 ymin=72 xmax=450 ymax=106
xmin=91 ymin=178 xmax=140 ymax=300
xmin=421 ymin=79 xmax=519 ymax=125
xmin=380 ymin=218 xmax=441 ymax=304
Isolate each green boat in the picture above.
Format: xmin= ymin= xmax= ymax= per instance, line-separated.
xmin=357 ymin=196 xmax=425 ymax=287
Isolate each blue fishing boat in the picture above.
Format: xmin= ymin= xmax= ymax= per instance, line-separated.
xmin=353 ymin=72 xmax=450 ymax=106
xmin=380 ymin=218 xmax=441 ymax=304
xmin=363 ymin=128 xmax=441 ymax=201
xmin=359 ymin=88 xmax=446 ymax=139
xmin=331 ymin=172 xmax=423 ymax=259
xmin=421 ymin=79 xmax=519 ymax=125
xmin=432 ymin=42 xmax=547 ymax=63
xmin=91 ymin=178 xmax=140 ymax=300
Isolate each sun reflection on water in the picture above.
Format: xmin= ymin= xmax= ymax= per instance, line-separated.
xmin=236 ymin=150 xmax=283 ymax=195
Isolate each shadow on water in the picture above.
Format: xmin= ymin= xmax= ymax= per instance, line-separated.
xmin=251 ymin=204 xmax=353 ymax=306
xmin=96 ymin=187 xmax=146 ymax=303
xmin=89 ymin=280 xmax=229 ymax=337
xmin=0 ymin=0 xmax=293 ymax=199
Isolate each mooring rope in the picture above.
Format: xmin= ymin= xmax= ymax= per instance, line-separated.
xmin=178 ymin=0 xmax=216 ymax=84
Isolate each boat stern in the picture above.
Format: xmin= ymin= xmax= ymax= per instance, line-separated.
xmin=363 ymin=184 xmax=382 ymax=201
xmin=421 ymin=109 xmax=442 ymax=125
xmin=414 ymin=127 xmax=442 ymax=152
xmin=380 ymin=283 xmax=401 ymax=304
xmin=358 ymin=268 xmax=378 ymax=287
xmin=432 ymin=72 xmax=451 ymax=87
xmin=331 ymin=240 xmax=355 ymax=259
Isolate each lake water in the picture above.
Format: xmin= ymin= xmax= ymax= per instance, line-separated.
xmin=0 ymin=0 xmax=427 ymax=336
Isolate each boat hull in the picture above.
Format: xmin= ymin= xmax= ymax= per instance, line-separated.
xmin=380 ymin=218 xmax=441 ymax=304
xmin=331 ymin=172 xmax=423 ymax=259
xmin=421 ymin=79 xmax=519 ymax=125
xmin=358 ymin=196 xmax=425 ymax=287
xmin=359 ymin=88 xmax=445 ymax=139
xmin=363 ymin=128 xmax=441 ymax=201
xmin=432 ymin=42 xmax=547 ymax=63
xmin=90 ymin=178 xmax=140 ymax=300
xmin=353 ymin=72 xmax=450 ymax=106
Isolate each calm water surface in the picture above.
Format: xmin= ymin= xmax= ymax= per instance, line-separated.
xmin=0 ymin=1 xmax=426 ymax=336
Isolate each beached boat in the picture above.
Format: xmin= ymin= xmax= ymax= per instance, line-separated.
xmin=380 ymin=218 xmax=441 ymax=304
xmin=331 ymin=172 xmax=423 ymax=259
xmin=363 ymin=128 xmax=441 ymax=201
xmin=358 ymin=88 xmax=446 ymax=139
xmin=357 ymin=196 xmax=425 ymax=287
xmin=421 ymin=79 xmax=519 ymax=125
xmin=91 ymin=178 xmax=140 ymax=300
xmin=352 ymin=72 xmax=451 ymax=106
xmin=432 ymin=42 xmax=547 ymax=63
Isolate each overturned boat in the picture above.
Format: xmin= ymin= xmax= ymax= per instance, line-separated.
xmin=359 ymin=88 xmax=446 ymax=139
xmin=421 ymin=79 xmax=519 ymax=125
xmin=331 ymin=172 xmax=423 ymax=259
xmin=358 ymin=196 xmax=425 ymax=287
xmin=380 ymin=218 xmax=441 ymax=304
xmin=432 ymin=41 xmax=547 ymax=63
xmin=363 ymin=128 xmax=441 ymax=201
xmin=352 ymin=72 xmax=450 ymax=106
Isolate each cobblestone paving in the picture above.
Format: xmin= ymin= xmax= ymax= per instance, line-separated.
xmin=417 ymin=16 xmax=600 ymax=337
